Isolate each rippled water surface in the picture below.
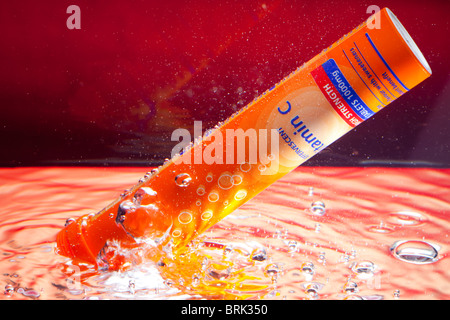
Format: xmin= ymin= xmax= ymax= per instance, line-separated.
xmin=0 ymin=167 xmax=448 ymax=300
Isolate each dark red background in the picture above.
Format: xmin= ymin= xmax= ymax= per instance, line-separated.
xmin=1 ymin=0 xmax=449 ymax=167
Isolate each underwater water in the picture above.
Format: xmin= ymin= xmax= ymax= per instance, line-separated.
xmin=0 ymin=166 xmax=448 ymax=300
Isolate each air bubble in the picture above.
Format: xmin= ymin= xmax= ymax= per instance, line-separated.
xmin=172 ymin=229 xmax=182 ymax=237
xmin=300 ymin=262 xmax=315 ymax=280
xmin=175 ymin=173 xmax=192 ymax=187
xmin=120 ymin=189 xmax=131 ymax=198
xmin=240 ymin=162 xmax=251 ymax=172
xmin=232 ymin=174 xmax=243 ymax=185
xmin=116 ymin=200 xmax=137 ymax=223
xmin=196 ymin=185 xmax=206 ymax=196
xmin=128 ymin=280 xmax=135 ymax=295
xmin=119 ymin=200 xmax=136 ymax=211
xmin=367 ymin=221 xmax=394 ymax=234
xmin=206 ymin=173 xmax=213 ymax=182
xmin=390 ymin=240 xmax=439 ymax=264
xmin=287 ymin=240 xmax=297 ymax=253
xmin=301 ymin=282 xmax=323 ymax=300
xmin=234 ymin=189 xmax=247 ymax=201
xmin=251 ymin=247 xmax=267 ymax=261
xmin=201 ymin=210 xmax=213 ymax=221
xmin=192 ymin=274 xmax=200 ymax=287
xmin=64 ymin=218 xmax=76 ymax=227
xmin=208 ymin=192 xmax=219 ymax=202
xmin=133 ymin=187 xmax=157 ymax=206
xmin=264 ymin=263 xmax=280 ymax=281
xmin=314 ymin=223 xmax=321 ymax=233
xmin=351 ymin=261 xmax=375 ymax=279
xmin=218 ymin=174 xmax=233 ymax=190
xmin=388 ymin=211 xmax=427 ymax=226
xmin=223 ymin=245 xmax=233 ymax=257
xmin=4 ymin=284 xmax=14 ymax=296
xmin=207 ymin=264 xmax=230 ymax=280
xmin=178 ymin=211 xmax=193 ymax=224
xmin=310 ymin=201 xmax=326 ymax=216
xmin=318 ymin=252 xmax=326 ymax=264
xmin=343 ymin=280 xmax=358 ymax=294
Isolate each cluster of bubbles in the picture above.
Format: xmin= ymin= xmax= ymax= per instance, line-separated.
xmin=252 ymin=184 xmax=444 ymax=300
xmin=169 ymin=164 xmax=253 ymax=240
xmin=57 ymin=170 xmax=441 ymax=300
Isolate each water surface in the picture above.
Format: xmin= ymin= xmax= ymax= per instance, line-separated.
xmin=0 ymin=167 xmax=448 ymax=299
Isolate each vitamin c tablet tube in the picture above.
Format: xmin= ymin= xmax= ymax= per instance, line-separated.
xmin=56 ymin=8 xmax=432 ymax=267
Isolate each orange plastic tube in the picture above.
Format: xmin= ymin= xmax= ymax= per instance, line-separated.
xmin=56 ymin=8 xmax=431 ymax=267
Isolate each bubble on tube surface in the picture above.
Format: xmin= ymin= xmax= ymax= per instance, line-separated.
xmin=175 ymin=173 xmax=192 ymax=187
xmin=234 ymin=189 xmax=247 ymax=201
xmin=239 ymin=162 xmax=251 ymax=172
xmin=64 ymin=218 xmax=76 ymax=227
xmin=172 ymin=229 xmax=182 ymax=238
xmin=133 ymin=187 xmax=157 ymax=206
xmin=116 ymin=200 xmax=137 ymax=223
xmin=196 ymin=185 xmax=206 ymax=196
xmin=208 ymin=192 xmax=219 ymax=202
xmin=201 ymin=210 xmax=213 ymax=221
xmin=178 ymin=211 xmax=193 ymax=224
xmin=232 ymin=174 xmax=243 ymax=185
xmin=217 ymin=173 xmax=233 ymax=190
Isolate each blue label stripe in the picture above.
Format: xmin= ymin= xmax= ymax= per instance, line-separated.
xmin=322 ymin=59 xmax=375 ymax=120
xmin=365 ymin=33 xmax=409 ymax=91
xmin=353 ymin=42 xmax=397 ymax=99
xmin=342 ymin=49 xmax=386 ymax=107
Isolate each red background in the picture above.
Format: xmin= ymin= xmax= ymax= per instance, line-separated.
xmin=1 ymin=0 xmax=448 ymax=167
